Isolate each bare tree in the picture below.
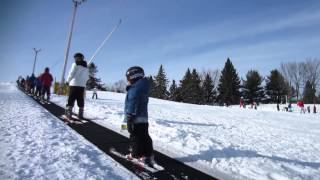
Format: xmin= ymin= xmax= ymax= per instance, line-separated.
xmin=303 ymin=58 xmax=320 ymax=90
xmin=111 ymin=80 xmax=127 ymax=93
xmin=280 ymin=59 xmax=320 ymax=100
xmin=280 ymin=61 xmax=304 ymax=100
xmin=200 ymin=68 xmax=220 ymax=90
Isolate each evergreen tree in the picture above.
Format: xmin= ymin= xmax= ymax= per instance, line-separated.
xmin=217 ymin=58 xmax=241 ymax=105
xmin=147 ymin=76 xmax=156 ymax=97
xmin=169 ymin=80 xmax=179 ymax=101
xmin=86 ymin=63 xmax=106 ymax=90
xmin=202 ymin=73 xmax=215 ymax=105
xmin=190 ymin=69 xmax=203 ymax=104
xmin=303 ymin=80 xmax=316 ymax=103
xmin=265 ymin=69 xmax=289 ymax=103
xmin=179 ymin=68 xmax=193 ymax=103
xmin=242 ymin=70 xmax=264 ymax=104
xmin=153 ymin=65 xmax=169 ymax=99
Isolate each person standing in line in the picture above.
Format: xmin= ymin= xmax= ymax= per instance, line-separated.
xmin=34 ymin=75 xmax=43 ymax=97
xmin=65 ymin=53 xmax=89 ymax=119
xmin=40 ymin=67 xmax=53 ymax=101
xmin=122 ymin=66 xmax=154 ymax=167
xmin=29 ymin=73 xmax=36 ymax=94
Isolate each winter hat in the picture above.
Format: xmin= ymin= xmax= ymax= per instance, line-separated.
xmin=74 ymin=52 xmax=84 ymax=60
xmin=45 ymin=67 xmax=49 ymax=72
xmin=126 ymin=66 xmax=145 ymax=81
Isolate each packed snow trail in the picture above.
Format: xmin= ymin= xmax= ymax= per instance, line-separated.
xmin=0 ymin=83 xmax=137 ymax=180
xmin=17 ymin=86 xmax=218 ymax=180
xmin=52 ymin=90 xmax=320 ymax=180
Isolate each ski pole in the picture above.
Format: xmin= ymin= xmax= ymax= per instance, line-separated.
xmin=88 ymin=19 xmax=122 ymax=64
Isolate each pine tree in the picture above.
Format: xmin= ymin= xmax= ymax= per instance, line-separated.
xmin=147 ymin=76 xmax=156 ymax=97
xmin=190 ymin=69 xmax=203 ymax=104
xmin=153 ymin=65 xmax=169 ymax=99
xmin=303 ymin=80 xmax=316 ymax=104
xmin=217 ymin=58 xmax=241 ymax=105
xmin=169 ymin=80 xmax=179 ymax=101
xmin=202 ymin=73 xmax=215 ymax=105
xmin=86 ymin=63 xmax=106 ymax=90
xmin=265 ymin=69 xmax=289 ymax=103
xmin=242 ymin=70 xmax=264 ymax=104
xmin=179 ymin=68 xmax=193 ymax=103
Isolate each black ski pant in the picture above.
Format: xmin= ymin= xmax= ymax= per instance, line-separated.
xmin=42 ymin=85 xmax=51 ymax=99
xmin=92 ymin=92 xmax=98 ymax=99
xmin=67 ymin=86 xmax=85 ymax=108
xmin=35 ymin=86 xmax=42 ymax=97
xmin=128 ymin=123 xmax=153 ymax=158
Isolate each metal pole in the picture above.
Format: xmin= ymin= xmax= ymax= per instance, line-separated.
xmin=88 ymin=19 xmax=122 ymax=64
xmin=59 ymin=0 xmax=85 ymax=94
xmin=32 ymin=48 xmax=41 ymax=75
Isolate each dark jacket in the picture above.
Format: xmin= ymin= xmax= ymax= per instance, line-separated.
xmin=35 ymin=77 xmax=42 ymax=89
xmin=124 ymin=78 xmax=150 ymax=124
xmin=29 ymin=75 xmax=36 ymax=87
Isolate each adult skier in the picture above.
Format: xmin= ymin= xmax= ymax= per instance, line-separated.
xmin=40 ymin=67 xmax=53 ymax=101
xmin=65 ymin=53 xmax=89 ymax=119
xmin=123 ymin=66 xmax=154 ymax=167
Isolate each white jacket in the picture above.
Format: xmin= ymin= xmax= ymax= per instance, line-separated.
xmin=66 ymin=62 xmax=89 ymax=87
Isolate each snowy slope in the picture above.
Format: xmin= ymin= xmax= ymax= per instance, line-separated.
xmin=52 ymin=90 xmax=320 ymax=180
xmin=0 ymin=83 xmax=138 ymax=180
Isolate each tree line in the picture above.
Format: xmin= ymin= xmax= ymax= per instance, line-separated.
xmin=148 ymin=58 xmax=319 ymax=105
xmin=87 ymin=58 xmax=319 ymax=105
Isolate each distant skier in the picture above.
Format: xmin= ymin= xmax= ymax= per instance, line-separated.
xmin=92 ymin=86 xmax=98 ymax=99
xmin=40 ymin=67 xmax=53 ymax=101
xmin=240 ymin=97 xmax=245 ymax=108
xmin=313 ymin=105 xmax=317 ymax=114
xmin=65 ymin=53 xmax=89 ymax=119
xmin=122 ymin=66 xmax=154 ymax=167
xmin=288 ymin=102 xmax=292 ymax=112
xmin=253 ymin=101 xmax=257 ymax=110
xmin=297 ymin=100 xmax=305 ymax=114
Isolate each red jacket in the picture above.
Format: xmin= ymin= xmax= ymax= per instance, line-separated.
xmin=297 ymin=101 xmax=304 ymax=108
xmin=40 ymin=72 xmax=53 ymax=87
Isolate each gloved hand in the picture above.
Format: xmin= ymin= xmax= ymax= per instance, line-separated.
xmin=126 ymin=114 xmax=135 ymax=123
xmin=121 ymin=124 xmax=128 ymax=130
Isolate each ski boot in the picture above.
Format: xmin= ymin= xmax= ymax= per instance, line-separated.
xmin=65 ymin=106 xmax=73 ymax=119
xmin=140 ymin=155 xmax=155 ymax=168
xmin=78 ymin=107 xmax=84 ymax=119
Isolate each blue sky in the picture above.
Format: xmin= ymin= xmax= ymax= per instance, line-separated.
xmin=1 ymin=0 xmax=320 ymax=85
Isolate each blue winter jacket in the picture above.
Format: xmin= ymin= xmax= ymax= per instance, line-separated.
xmin=35 ymin=78 xmax=42 ymax=89
xmin=124 ymin=78 xmax=150 ymax=124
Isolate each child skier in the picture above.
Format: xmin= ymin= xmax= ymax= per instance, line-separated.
xmin=34 ymin=76 xmax=43 ymax=97
xmin=240 ymin=97 xmax=245 ymax=108
xmin=65 ymin=53 xmax=89 ymax=119
xmin=40 ymin=67 xmax=53 ymax=101
xmin=92 ymin=86 xmax=98 ymax=99
xmin=123 ymin=66 xmax=154 ymax=167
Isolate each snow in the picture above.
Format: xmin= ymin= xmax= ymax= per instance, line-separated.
xmin=2 ymin=82 xmax=319 ymax=180
xmin=0 ymin=83 xmax=138 ymax=180
xmin=51 ymin=90 xmax=320 ymax=180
